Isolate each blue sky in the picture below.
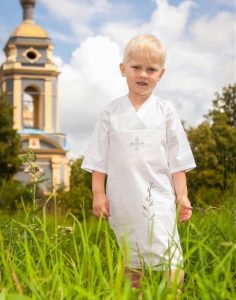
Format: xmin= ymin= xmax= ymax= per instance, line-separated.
xmin=0 ymin=0 xmax=235 ymax=157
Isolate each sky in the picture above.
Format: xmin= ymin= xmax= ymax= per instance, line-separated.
xmin=0 ymin=0 xmax=235 ymax=158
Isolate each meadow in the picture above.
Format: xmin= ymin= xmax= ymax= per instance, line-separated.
xmin=0 ymin=190 xmax=235 ymax=300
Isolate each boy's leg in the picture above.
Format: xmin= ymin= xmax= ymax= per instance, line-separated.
xmin=165 ymin=269 xmax=184 ymax=298
xmin=124 ymin=266 xmax=144 ymax=289
xmin=124 ymin=267 xmax=144 ymax=300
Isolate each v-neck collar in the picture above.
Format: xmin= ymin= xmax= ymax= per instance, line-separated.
xmin=126 ymin=94 xmax=154 ymax=117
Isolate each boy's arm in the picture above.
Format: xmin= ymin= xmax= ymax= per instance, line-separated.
xmin=172 ymin=171 xmax=192 ymax=222
xmin=92 ymin=171 xmax=110 ymax=219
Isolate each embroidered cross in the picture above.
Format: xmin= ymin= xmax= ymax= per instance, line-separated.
xmin=130 ymin=136 xmax=145 ymax=151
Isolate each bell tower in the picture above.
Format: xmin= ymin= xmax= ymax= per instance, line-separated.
xmin=0 ymin=0 xmax=70 ymax=192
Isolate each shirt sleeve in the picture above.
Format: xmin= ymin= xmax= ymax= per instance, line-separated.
xmin=166 ymin=102 xmax=196 ymax=174
xmin=81 ymin=104 xmax=110 ymax=174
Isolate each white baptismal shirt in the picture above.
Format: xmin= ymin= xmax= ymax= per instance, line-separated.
xmin=81 ymin=94 xmax=196 ymax=270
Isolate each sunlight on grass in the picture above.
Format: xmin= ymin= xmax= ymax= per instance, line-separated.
xmin=0 ymin=195 xmax=235 ymax=299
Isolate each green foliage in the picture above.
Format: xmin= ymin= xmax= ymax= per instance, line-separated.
xmin=187 ymin=83 xmax=236 ymax=204
xmin=70 ymin=157 xmax=92 ymax=189
xmin=208 ymin=83 xmax=236 ymax=128
xmin=188 ymin=122 xmax=220 ymax=187
xmin=0 ymin=93 xmax=22 ymax=180
xmin=0 ymin=178 xmax=46 ymax=213
xmin=0 ymin=150 xmax=47 ymax=212
xmin=57 ymin=185 xmax=93 ymax=219
xmin=0 ymin=101 xmax=30 ymax=210
xmin=57 ymin=157 xmax=93 ymax=219
xmin=0 ymin=179 xmax=31 ymax=211
xmin=0 ymin=197 xmax=235 ymax=299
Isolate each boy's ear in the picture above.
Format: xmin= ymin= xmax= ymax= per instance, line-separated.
xmin=119 ymin=63 xmax=126 ymax=77
xmin=158 ymin=68 xmax=165 ymax=80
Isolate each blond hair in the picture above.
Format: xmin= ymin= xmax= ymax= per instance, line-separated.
xmin=123 ymin=34 xmax=166 ymax=67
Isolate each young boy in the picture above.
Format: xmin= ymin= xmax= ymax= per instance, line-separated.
xmin=81 ymin=34 xmax=196 ymax=295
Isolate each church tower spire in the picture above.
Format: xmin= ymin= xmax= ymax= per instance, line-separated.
xmin=20 ymin=0 xmax=36 ymax=21
xmin=0 ymin=1 xmax=71 ymax=192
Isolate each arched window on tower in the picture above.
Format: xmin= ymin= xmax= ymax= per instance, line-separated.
xmin=23 ymin=86 xmax=40 ymax=129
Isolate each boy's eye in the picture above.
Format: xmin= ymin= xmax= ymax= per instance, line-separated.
xmin=147 ymin=67 xmax=157 ymax=72
xmin=131 ymin=65 xmax=141 ymax=69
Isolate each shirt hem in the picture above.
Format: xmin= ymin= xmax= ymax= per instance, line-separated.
xmin=81 ymin=164 xmax=108 ymax=175
xmin=169 ymin=164 xmax=196 ymax=174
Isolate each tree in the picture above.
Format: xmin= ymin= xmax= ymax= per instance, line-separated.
xmin=188 ymin=122 xmax=221 ymax=189
xmin=0 ymin=94 xmax=22 ymax=180
xmin=208 ymin=84 xmax=236 ymax=191
xmin=187 ymin=122 xmax=223 ymax=204
xmin=208 ymin=83 xmax=236 ymax=128
xmin=210 ymin=110 xmax=236 ymax=191
xmin=187 ymin=83 xmax=236 ymax=204
xmin=70 ymin=157 xmax=91 ymax=189
xmin=57 ymin=157 xmax=93 ymax=219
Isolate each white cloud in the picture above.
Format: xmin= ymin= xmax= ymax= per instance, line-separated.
xmin=189 ymin=11 xmax=235 ymax=54
xmin=39 ymin=0 xmax=110 ymax=21
xmin=157 ymin=9 xmax=235 ymax=124
xmin=145 ymin=0 xmax=195 ymax=41
xmin=100 ymin=0 xmax=195 ymax=46
xmin=216 ymin=0 xmax=236 ymax=6
xmin=70 ymin=36 xmax=124 ymax=96
xmin=49 ymin=29 xmax=78 ymax=45
xmin=57 ymin=36 xmax=127 ymax=156
xmin=39 ymin=0 xmax=112 ymax=38
xmin=38 ymin=0 xmax=139 ymax=40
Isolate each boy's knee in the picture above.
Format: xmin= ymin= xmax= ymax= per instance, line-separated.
xmin=124 ymin=267 xmax=144 ymax=289
xmin=166 ymin=268 xmax=184 ymax=288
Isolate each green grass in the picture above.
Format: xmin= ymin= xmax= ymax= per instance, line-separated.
xmin=0 ymin=196 xmax=235 ymax=300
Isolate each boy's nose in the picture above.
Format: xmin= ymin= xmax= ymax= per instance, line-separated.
xmin=139 ymin=69 xmax=147 ymax=77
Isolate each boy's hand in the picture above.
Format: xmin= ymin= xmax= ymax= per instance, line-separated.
xmin=93 ymin=192 xmax=110 ymax=219
xmin=176 ymin=196 xmax=192 ymax=223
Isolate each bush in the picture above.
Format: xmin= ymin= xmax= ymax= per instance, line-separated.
xmin=0 ymin=178 xmax=47 ymax=212
xmin=188 ymin=172 xmax=236 ymax=207
xmin=0 ymin=179 xmax=31 ymax=211
xmin=56 ymin=157 xmax=93 ymax=219
xmin=57 ymin=185 xmax=93 ymax=219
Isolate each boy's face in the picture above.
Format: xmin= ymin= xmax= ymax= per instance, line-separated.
xmin=120 ymin=51 xmax=165 ymax=100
